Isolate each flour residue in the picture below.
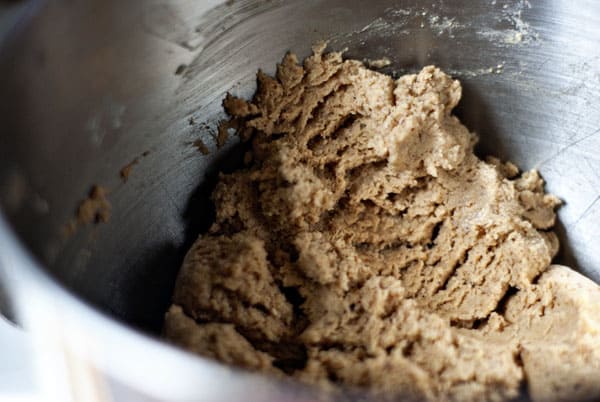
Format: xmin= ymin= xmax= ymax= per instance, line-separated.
xmin=327 ymin=1 xmax=537 ymax=79
xmin=355 ymin=1 xmax=538 ymax=46
xmin=427 ymin=14 xmax=465 ymax=38
xmin=444 ymin=63 xmax=505 ymax=78
xmin=477 ymin=0 xmax=538 ymax=45
xmin=364 ymin=57 xmax=392 ymax=69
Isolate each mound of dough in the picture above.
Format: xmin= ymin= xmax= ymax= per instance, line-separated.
xmin=164 ymin=47 xmax=600 ymax=402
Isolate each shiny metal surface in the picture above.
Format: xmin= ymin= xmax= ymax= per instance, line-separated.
xmin=0 ymin=0 xmax=599 ymax=400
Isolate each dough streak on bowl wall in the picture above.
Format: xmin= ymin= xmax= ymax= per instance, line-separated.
xmin=163 ymin=46 xmax=600 ymax=402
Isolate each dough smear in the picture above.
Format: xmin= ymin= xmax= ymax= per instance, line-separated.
xmin=164 ymin=46 xmax=600 ymax=402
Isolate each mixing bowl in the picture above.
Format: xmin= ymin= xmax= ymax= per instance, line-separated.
xmin=1 ymin=0 xmax=599 ymax=400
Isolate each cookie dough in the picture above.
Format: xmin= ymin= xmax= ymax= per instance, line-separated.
xmin=164 ymin=46 xmax=600 ymax=401
xmin=63 ymin=185 xmax=111 ymax=236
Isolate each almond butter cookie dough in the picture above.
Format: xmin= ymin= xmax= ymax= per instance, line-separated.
xmin=164 ymin=46 xmax=600 ymax=402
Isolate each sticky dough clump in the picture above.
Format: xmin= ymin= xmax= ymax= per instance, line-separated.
xmin=164 ymin=47 xmax=600 ymax=402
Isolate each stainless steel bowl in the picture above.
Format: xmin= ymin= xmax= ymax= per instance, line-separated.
xmin=1 ymin=0 xmax=599 ymax=400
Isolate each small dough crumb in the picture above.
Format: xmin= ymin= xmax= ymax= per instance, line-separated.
xmin=77 ymin=185 xmax=111 ymax=224
xmin=63 ymin=185 xmax=111 ymax=236
xmin=120 ymin=158 xmax=139 ymax=182
xmin=192 ymin=139 xmax=210 ymax=155
xmin=119 ymin=151 xmax=150 ymax=182
xmin=165 ymin=49 xmax=599 ymax=402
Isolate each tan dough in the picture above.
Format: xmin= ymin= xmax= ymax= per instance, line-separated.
xmin=164 ymin=46 xmax=600 ymax=402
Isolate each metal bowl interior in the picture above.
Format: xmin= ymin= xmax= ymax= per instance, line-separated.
xmin=1 ymin=0 xmax=599 ymax=339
